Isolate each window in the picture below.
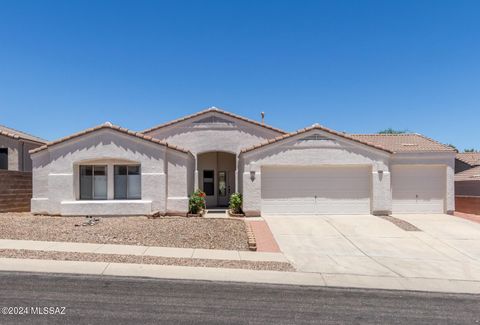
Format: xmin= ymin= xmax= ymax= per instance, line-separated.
xmin=203 ymin=170 xmax=214 ymax=196
xmin=80 ymin=165 xmax=107 ymax=200
xmin=114 ymin=165 xmax=141 ymax=199
xmin=0 ymin=148 xmax=7 ymax=170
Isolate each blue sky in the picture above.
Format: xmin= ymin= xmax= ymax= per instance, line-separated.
xmin=0 ymin=0 xmax=479 ymax=150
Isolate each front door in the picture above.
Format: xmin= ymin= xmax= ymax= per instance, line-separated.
xmin=217 ymin=171 xmax=230 ymax=206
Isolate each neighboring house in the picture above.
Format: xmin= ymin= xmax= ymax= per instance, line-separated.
xmin=0 ymin=125 xmax=47 ymax=172
xmin=455 ymin=153 xmax=480 ymax=215
xmin=30 ymin=107 xmax=456 ymax=216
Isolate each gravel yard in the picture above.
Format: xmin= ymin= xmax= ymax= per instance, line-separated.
xmin=0 ymin=213 xmax=249 ymax=250
xmin=0 ymin=249 xmax=294 ymax=272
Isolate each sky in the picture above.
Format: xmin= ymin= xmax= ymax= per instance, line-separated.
xmin=0 ymin=0 xmax=479 ymax=151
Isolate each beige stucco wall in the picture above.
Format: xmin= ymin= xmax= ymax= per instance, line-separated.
xmin=31 ymin=129 xmax=192 ymax=216
xmin=144 ymin=112 xmax=282 ymax=155
xmin=239 ymin=129 xmax=392 ymax=216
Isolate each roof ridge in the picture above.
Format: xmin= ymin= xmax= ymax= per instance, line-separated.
xmin=141 ymin=107 xmax=287 ymax=135
xmin=411 ymin=132 xmax=457 ymax=152
xmin=350 ymin=133 xmax=418 ymax=136
xmin=30 ymin=122 xmax=192 ymax=155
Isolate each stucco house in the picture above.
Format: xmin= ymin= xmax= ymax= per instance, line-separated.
xmin=0 ymin=125 xmax=46 ymax=172
xmin=30 ymin=107 xmax=456 ymax=217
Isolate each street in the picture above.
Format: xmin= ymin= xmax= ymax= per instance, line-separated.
xmin=0 ymin=272 xmax=478 ymax=324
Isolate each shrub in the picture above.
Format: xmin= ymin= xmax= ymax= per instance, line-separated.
xmin=229 ymin=192 xmax=243 ymax=214
xmin=189 ymin=189 xmax=206 ymax=214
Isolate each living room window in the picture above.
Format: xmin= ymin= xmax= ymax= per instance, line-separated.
xmin=79 ymin=165 xmax=107 ymax=200
xmin=114 ymin=165 xmax=141 ymax=199
xmin=0 ymin=148 xmax=7 ymax=170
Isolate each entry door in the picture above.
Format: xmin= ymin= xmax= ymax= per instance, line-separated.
xmin=217 ymin=171 xmax=229 ymax=206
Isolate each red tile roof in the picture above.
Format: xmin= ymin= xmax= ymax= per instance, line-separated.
xmin=0 ymin=124 xmax=47 ymax=144
xmin=349 ymin=134 xmax=456 ymax=153
xmin=456 ymin=153 xmax=480 ymax=166
xmin=29 ymin=122 xmax=191 ymax=155
xmin=455 ymin=166 xmax=480 ymax=182
xmin=142 ymin=107 xmax=287 ymax=135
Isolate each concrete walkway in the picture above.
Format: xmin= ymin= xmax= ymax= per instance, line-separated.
xmin=0 ymin=239 xmax=288 ymax=263
xmin=264 ymin=214 xmax=480 ymax=284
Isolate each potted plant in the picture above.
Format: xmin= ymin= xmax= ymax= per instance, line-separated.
xmin=188 ymin=189 xmax=206 ymax=217
xmin=228 ymin=192 xmax=245 ymax=217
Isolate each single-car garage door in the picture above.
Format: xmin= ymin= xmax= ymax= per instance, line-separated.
xmin=261 ymin=166 xmax=371 ymax=215
xmin=392 ymin=165 xmax=446 ymax=214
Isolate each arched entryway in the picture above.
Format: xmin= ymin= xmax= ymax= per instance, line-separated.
xmin=196 ymin=151 xmax=236 ymax=208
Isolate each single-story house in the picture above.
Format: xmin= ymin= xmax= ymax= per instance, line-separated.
xmin=455 ymin=153 xmax=480 ymax=215
xmin=0 ymin=125 xmax=46 ymax=172
xmin=30 ymin=107 xmax=456 ymax=216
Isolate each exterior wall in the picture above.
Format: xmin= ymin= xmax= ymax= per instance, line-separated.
xmin=391 ymin=153 xmax=456 ymax=214
xmin=239 ymin=129 xmax=392 ymax=216
xmin=166 ymin=148 xmax=195 ymax=215
xmin=144 ymin=112 xmax=282 ymax=155
xmin=0 ymin=135 xmax=43 ymax=172
xmin=455 ymin=196 xmax=480 ymax=215
xmin=0 ymin=170 xmax=32 ymax=212
xmin=455 ymin=181 xmax=480 ymax=196
xmin=31 ymin=129 xmax=191 ymax=216
xmin=0 ymin=134 xmax=20 ymax=171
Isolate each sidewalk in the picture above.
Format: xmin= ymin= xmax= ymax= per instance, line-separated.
xmin=1 ymin=257 xmax=480 ymax=294
xmin=0 ymin=239 xmax=288 ymax=263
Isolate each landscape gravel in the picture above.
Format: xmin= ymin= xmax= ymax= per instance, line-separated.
xmin=0 ymin=249 xmax=294 ymax=272
xmin=0 ymin=213 xmax=249 ymax=250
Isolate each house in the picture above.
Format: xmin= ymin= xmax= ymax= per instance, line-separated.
xmin=29 ymin=107 xmax=456 ymax=216
xmin=455 ymin=152 xmax=480 ymax=214
xmin=0 ymin=125 xmax=46 ymax=172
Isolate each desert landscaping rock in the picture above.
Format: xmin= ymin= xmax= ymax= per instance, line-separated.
xmin=0 ymin=249 xmax=294 ymax=272
xmin=378 ymin=215 xmax=422 ymax=231
xmin=0 ymin=213 xmax=249 ymax=250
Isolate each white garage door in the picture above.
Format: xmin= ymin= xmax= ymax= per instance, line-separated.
xmin=392 ymin=165 xmax=445 ymax=214
xmin=261 ymin=166 xmax=371 ymax=215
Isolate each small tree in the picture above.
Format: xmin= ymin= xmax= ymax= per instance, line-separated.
xmin=378 ymin=128 xmax=407 ymax=134
xmin=464 ymin=148 xmax=478 ymax=152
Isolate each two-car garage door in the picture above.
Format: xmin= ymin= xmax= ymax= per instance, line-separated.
xmin=261 ymin=166 xmax=371 ymax=215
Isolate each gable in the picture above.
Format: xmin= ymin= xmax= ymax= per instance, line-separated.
xmin=142 ymin=107 xmax=286 ymax=136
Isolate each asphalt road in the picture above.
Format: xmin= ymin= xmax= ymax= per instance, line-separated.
xmin=0 ymin=272 xmax=479 ymax=324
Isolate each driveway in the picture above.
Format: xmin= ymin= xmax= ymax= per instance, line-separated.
xmin=264 ymin=214 xmax=480 ymax=282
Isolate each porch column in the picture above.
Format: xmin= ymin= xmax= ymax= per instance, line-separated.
xmin=235 ymin=155 xmax=239 ymax=193
xmin=194 ymin=155 xmax=199 ymax=190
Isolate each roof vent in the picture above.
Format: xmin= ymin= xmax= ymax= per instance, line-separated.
xmin=261 ymin=112 xmax=265 ymax=125
xmin=401 ymin=143 xmax=418 ymax=146
xmin=104 ymin=121 xmax=113 ymax=127
xmin=312 ymin=123 xmax=320 ymax=127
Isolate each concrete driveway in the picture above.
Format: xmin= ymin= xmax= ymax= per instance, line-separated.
xmin=264 ymin=214 xmax=480 ymax=283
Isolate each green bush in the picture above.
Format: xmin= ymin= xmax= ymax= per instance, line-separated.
xmin=189 ymin=189 xmax=206 ymax=214
xmin=229 ymin=192 xmax=243 ymax=214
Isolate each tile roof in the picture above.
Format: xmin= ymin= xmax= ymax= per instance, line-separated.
xmin=456 ymin=152 xmax=480 ymax=166
xmin=29 ymin=122 xmax=191 ymax=155
xmin=142 ymin=107 xmax=287 ymax=135
xmin=455 ymin=166 xmax=480 ymax=182
xmin=241 ymin=124 xmax=394 ymax=154
xmin=0 ymin=124 xmax=47 ymax=144
xmin=241 ymin=126 xmax=456 ymax=154
xmin=349 ymin=134 xmax=456 ymax=153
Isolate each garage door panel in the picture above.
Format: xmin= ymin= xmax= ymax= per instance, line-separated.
xmin=261 ymin=166 xmax=371 ymax=215
xmin=392 ymin=165 xmax=445 ymax=214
